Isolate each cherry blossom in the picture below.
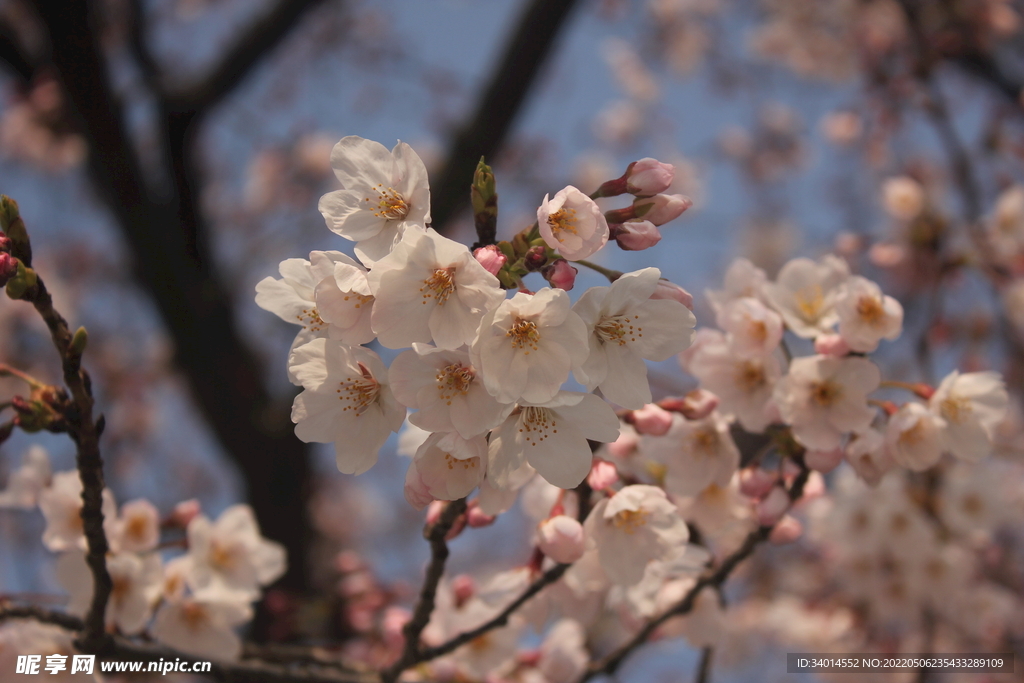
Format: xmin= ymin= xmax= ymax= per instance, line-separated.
xmin=317 ymin=136 xmax=430 ymax=264
xmin=38 ymin=470 xmax=117 ymax=552
xmin=56 ymin=550 xmax=162 ymax=635
xmin=762 ymin=255 xmax=850 ymax=338
xmin=584 ymin=485 xmax=690 ymax=585
xmin=884 ymin=402 xmax=944 ymax=471
xmin=471 ymin=288 xmax=589 ymax=405
xmin=537 ymin=515 xmax=587 ymax=564
xmin=488 ymin=392 xmax=619 ymax=489
xmin=773 ymin=355 xmax=879 ymax=449
xmin=834 ymin=275 xmax=903 ymax=352
xmin=111 ymin=499 xmax=160 ymax=553
xmin=643 ymin=412 xmax=740 ymax=496
xmin=151 ymin=587 xmax=253 ymax=661
xmin=310 ymin=251 xmax=375 ymax=345
xmin=572 ymin=267 xmax=696 ymax=409
xmin=186 ymin=505 xmax=286 ymax=599
xmin=705 ymin=257 xmax=768 ymax=313
xmin=929 ymin=370 xmax=1008 ymax=462
xmin=537 ymin=186 xmax=609 ymax=261
xmin=716 ymin=296 xmax=783 ymax=358
xmin=403 ymin=432 xmax=487 ymax=508
xmin=289 ymin=339 xmax=405 ymax=474
xmin=389 ymin=344 xmax=510 ymax=439
xmin=367 ymin=227 xmax=505 ymax=349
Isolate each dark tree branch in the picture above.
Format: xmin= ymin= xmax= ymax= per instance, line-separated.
xmin=429 ymin=0 xmax=583 ymax=233
xmin=165 ymin=0 xmax=327 ymax=115
xmin=382 ymin=498 xmax=468 ymax=683
xmin=694 ymin=646 xmax=714 ymax=683
xmin=0 ymin=17 xmax=35 ymax=84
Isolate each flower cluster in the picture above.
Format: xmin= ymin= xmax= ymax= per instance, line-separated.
xmin=0 ymin=447 xmax=284 ymax=660
xmin=257 ymin=137 xmax=698 ymax=505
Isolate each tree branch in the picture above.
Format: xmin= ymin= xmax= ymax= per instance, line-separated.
xmin=429 ymin=0 xmax=583 ymax=233
xmin=382 ymin=498 xmax=468 ymax=683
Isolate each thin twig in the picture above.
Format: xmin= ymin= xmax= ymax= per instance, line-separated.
xmin=694 ymin=646 xmax=714 ymax=683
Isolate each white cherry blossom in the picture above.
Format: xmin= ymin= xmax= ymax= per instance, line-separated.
xmin=643 ymin=412 xmax=740 ymax=497
xmin=488 ymin=392 xmax=619 ymax=490
xmin=537 ymin=186 xmax=609 ymax=261
xmin=367 ymin=228 xmax=505 ymax=349
xmin=289 ymin=339 xmax=405 ymax=474
xmin=762 ymin=255 xmax=850 ymax=338
xmin=537 ymin=619 xmax=589 ymax=683
xmin=389 ymin=344 xmax=510 ymax=439
xmin=311 ymin=251 xmax=375 ymax=345
xmin=884 ymin=402 xmax=944 ymax=471
xmin=471 ymin=288 xmax=589 ymax=405
xmin=0 ymin=445 xmax=50 ymax=509
xmin=845 ymin=428 xmax=893 ymax=486
xmin=572 ymin=267 xmax=696 ymax=409
xmin=56 ymin=550 xmax=162 ymax=635
xmin=38 ymin=470 xmax=117 ymax=552
xmin=111 ymin=499 xmax=160 ymax=553
xmin=929 ymin=370 xmax=1008 ymax=462
xmin=404 ymin=432 xmax=487 ymax=508
xmin=318 ymin=136 xmax=430 ymax=264
xmin=681 ymin=329 xmax=781 ymax=432
xmin=834 ymin=275 xmax=903 ymax=352
xmin=186 ymin=504 xmax=286 ymax=598
xmin=716 ymin=296 xmax=783 ymax=357
xmin=151 ymin=587 xmax=253 ymax=661
xmin=584 ymin=485 xmax=690 ymax=585
xmin=773 ymin=355 xmax=879 ymax=450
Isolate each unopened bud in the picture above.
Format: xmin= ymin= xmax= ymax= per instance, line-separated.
xmin=0 ymin=233 xmax=10 ymax=253
xmin=5 ymin=261 xmax=36 ymax=300
xmin=739 ymin=467 xmax=777 ymax=499
xmin=660 ymin=389 xmax=718 ymax=420
xmin=629 ymin=403 xmax=673 ymax=436
xmin=542 ymin=259 xmax=577 ymax=290
xmin=466 ymin=502 xmax=496 ymax=528
xmin=650 ymin=279 xmax=694 ymax=310
xmin=804 ymin=447 xmax=843 ymax=473
xmin=523 ymin=245 xmax=548 ymax=271
xmin=587 ymin=458 xmax=619 ymax=489
xmin=0 ymin=253 xmax=17 ymax=287
xmin=814 ymin=334 xmax=850 ymax=357
xmin=0 ymin=196 xmax=30 ymax=265
xmin=426 ymin=501 xmax=467 ymax=541
xmin=537 ymin=515 xmax=585 ymax=564
xmin=11 ymin=396 xmax=53 ymax=432
xmin=632 ymin=193 xmax=692 ymax=226
xmin=473 ymin=245 xmax=506 ymax=276
xmin=471 ymin=158 xmax=498 ymax=246
xmin=611 ymin=220 xmax=661 ymax=251
xmin=169 ymin=499 xmax=201 ymax=527
xmin=625 ymin=158 xmax=674 ymax=197
xmin=769 ymin=515 xmax=803 ymax=544
xmin=451 ymin=574 xmax=476 ymax=607
xmin=756 ymin=486 xmax=790 ymax=526
xmin=69 ymin=327 xmax=88 ymax=358
xmin=382 ymin=607 xmax=411 ymax=648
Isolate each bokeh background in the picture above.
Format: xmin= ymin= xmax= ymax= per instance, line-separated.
xmin=2 ymin=0 xmax=1024 ymax=680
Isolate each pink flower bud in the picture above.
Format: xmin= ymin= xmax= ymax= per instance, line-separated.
xmin=517 ymin=650 xmax=542 ymax=667
xmin=649 ymin=280 xmax=694 ymax=310
xmin=537 ymin=515 xmax=586 ymax=563
xmin=452 ymin=574 xmax=476 ymax=606
xmin=611 ymin=220 xmax=662 ymax=251
xmin=382 ymin=607 xmax=411 ymax=648
xmin=169 ymin=498 xmax=201 ymax=527
xmin=542 ymin=259 xmax=577 ymax=290
xmin=739 ymin=467 xmax=777 ymax=499
xmin=804 ymin=447 xmax=844 ymax=473
xmin=0 ymin=253 xmax=17 ymax=286
xmin=335 ymin=550 xmax=365 ymax=574
xmin=524 ymin=245 xmax=548 ymax=271
xmin=626 ymin=158 xmax=675 ymax=197
xmin=814 ymin=334 xmax=850 ymax=357
xmin=660 ymin=389 xmax=718 ymax=420
xmin=0 ymin=233 xmax=11 ymax=252
xmin=426 ymin=501 xmax=467 ymax=540
xmin=799 ymin=472 xmax=826 ymax=503
xmin=466 ymin=502 xmax=496 ymax=528
xmin=473 ymin=245 xmax=506 ymax=276
xmin=630 ymin=403 xmax=673 ymax=436
xmin=587 ymin=459 xmax=620 ymax=489
xmin=606 ymin=430 xmax=639 ymax=460
xmin=769 ymin=515 xmax=803 ymax=544
xmin=756 ymin=486 xmax=790 ymax=526
xmin=633 ymin=193 xmax=692 ymax=226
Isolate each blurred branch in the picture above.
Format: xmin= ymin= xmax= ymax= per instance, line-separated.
xmin=695 ymin=646 xmax=714 ymax=683
xmin=430 ymin=0 xmax=582 ymax=233
xmin=25 ymin=0 xmax=315 ymax=604
xmin=0 ymin=16 xmax=35 ymax=83
xmin=954 ymin=51 xmax=1024 ymax=107
xmin=165 ymin=0 xmax=328 ymax=115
